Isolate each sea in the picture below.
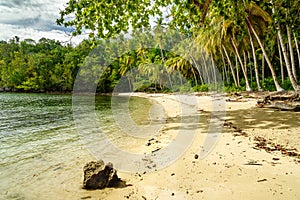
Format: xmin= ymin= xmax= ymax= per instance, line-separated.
xmin=0 ymin=93 xmax=154 ymax=199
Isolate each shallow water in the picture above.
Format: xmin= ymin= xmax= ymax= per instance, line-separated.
xmin=0 ymin=93 xmax=154 ymax=199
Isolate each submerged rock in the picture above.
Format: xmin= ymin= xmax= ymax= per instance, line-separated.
xmin=83 ymin=160 xmax=126 ymax=190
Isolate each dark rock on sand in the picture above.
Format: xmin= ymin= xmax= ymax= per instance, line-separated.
xmin=83 ymin=160 xmax=127 ymax=190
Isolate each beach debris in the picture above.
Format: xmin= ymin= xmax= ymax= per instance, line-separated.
xmin=254 ymin=136 xmax=300 ymax=162
xmin=194 ymin=154 xmax=199 ymax=159
xmin=226 ymin=96 xmax=248 ymax=102
xmin=244 ymin=160 xmax=262 ymax=166
xmin=224 ymin=120 xmax=248 ymax=137
xmin=124 ymin=191 xmax=135 ymax=199
xmin=257 ymin=178 xmax=267 ymax=182
xmin=80 ymin=196 xmax=92 ymax=199
xmin=256 ymin=91 xmax=300 ymax=111
xmin=142 ymin=156 xmax=157 ymax=169
xmin=151 ymin=147 xmax=161 ymax=153
xmin=83 ymin=160 xmax=126 ymax=190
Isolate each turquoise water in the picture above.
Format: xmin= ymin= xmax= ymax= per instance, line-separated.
xmin=0 ymin=93 xmax=153 ymax=199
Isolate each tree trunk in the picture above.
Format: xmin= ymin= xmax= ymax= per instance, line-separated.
xmin=246 ymin=24 xmax=262 ymax=91
xmin=211 ymin=53 xmax=217 ymax=86
xmin=231 ymin=38 xmax=252 ymax=92
xmin=159 ymin=46 xmax=174 ymax=89
xmin=278 ymin=35 xmax=284 ymax=85
xmin=236 ymin=55 xmax=240 ymax=87
xmin=248 ymin=50 xmax=253 ymax=89
xmin=202 ymin=53 xmax=211 ymax=84
xmin=262 ymin=44 xmax=265 ymax=84
xmin=190 ymin=55 xmax=204 ymax=85
xmin=199 ymin=0 xmax=213 ymax=27
xmin=294 ymin=33 xmax=300 ymax=71
xmin=220 ymin=47 xmax=229 ymax=83
xmin=222 ymin=45 xmax=237 ymax=86
xmin=191 ymin=67 xmax=198 ymax=87
xmin=243 ymin=50 xmax=248 ymax=78
xmin=247 ymin=18 xmax=284 ymax=91
xmin=278 ymin=26 xmax=299 ymax=91
xmin=287 ymin=25 xmax=297 ymax=80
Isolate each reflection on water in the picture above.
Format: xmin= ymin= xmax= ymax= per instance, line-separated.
xmin=0 ymin=93 xmax=153 ymax=199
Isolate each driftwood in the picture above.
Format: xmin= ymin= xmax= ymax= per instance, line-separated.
xmin=257 ymin=92 xmax=300 ymax=111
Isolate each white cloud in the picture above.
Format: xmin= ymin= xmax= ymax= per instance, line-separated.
xmin=0 ymin=0 xmax=86 ymax=44
xmin=0 ymin=23 xmax=85 ymax=45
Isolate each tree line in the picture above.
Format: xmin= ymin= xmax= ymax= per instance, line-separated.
xmin=57 ymin=0 xmax=300 ymax=92
xmin=0 ymin=37 xmax=92 ymax=92
xmin=0 ymin=0 xmax=299 ymax=93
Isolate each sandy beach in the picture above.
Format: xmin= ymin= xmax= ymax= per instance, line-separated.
xmin=9 ymin=93 xmax=298 ymax=200
xmin=70 ymin=93 xmax=299 ymax=200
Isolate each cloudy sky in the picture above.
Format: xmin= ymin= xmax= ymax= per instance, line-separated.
xmin=0 ymin=0 xmax=85 ymax=44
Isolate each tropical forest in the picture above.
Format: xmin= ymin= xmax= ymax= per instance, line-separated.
xmin=0 ymin=0 xmax=299 ymax=93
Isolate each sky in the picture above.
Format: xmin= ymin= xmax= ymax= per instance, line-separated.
xmin=0 ymin=0 xmax=86 ymax=44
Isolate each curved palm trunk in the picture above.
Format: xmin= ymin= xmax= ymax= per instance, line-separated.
xmin=191 ymin=67 xmax=198 ymax=86
xmin=246 ymin=24 xmax=263 ymax=91
xmin=243 ymin=50 xmax=248 ymax=79
xmin=159 ymin=46 xmax=173 ymax=89
xmin=247 ymin=18 xmax=284 ymax=92
xmin=262 ymin=43 xmax=265 ymax=84
xmin=220 ymin=47 xmax=229 ymax=83
xmin=294 ymin=33 xmax=300 ymax=70
xmin=278 ymin=36 xmax=284 ymax=84
xmin=236 ymin=55 xmax=240 ymax=87
xmin=210 ymin=53 xmax=217 ymax=86
xmin=222 ymin=45 xmax=237 ymax=87
xmin=248 ymin=51 xmax=253 ymax=88
xmin=287 ymin=25 xmax=297 ymax=80
xmin=190 ymin=55 xmax=204 ymax=85
xmin=231 ymin=39 xmax=252 ymax=92
xmin=201 ymin=53 xmax=211 ymax=84
xmin=278 ymin=26 xmax=299 ymax=91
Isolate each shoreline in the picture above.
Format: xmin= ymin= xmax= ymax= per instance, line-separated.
xmin=1 ymin=92 xmax=299 ymax=199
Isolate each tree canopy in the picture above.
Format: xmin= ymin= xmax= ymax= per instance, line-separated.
xmin=0 ymin=0 xmax=299 ymax=93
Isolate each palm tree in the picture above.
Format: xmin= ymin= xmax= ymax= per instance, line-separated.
xmin=277 ymin=26 xmax=299 ymax=91
xmin=246 ymin=23 xmax=263 ymax=91
xmin=269 ymin=0 xmax=299 ymax=91
xmin=222 ymin=45 xmax=238 ymax=87
xmin=231 ymin=37 xmax=252 ymax=92
xmin=245 ymin=2 xmax=284 ymax=91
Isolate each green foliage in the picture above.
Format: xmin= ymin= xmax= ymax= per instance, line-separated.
xmin=179 ymin=84 xmax=193 ymax=93
xmin=55 ymin=0 xmax=300 ymax=93
xmin=0 ymin=37 xmax=93 ymax=92
xmin=193 ymin=84 xmax=209 ymax=92
xmin=261 ymin=77 xmax=276 ymax=91
xmin=1 ymin=0 xmax=299 ymax=93
xmin=57 ymin=0 xmax=206 ymax=39
xmin=224 ymin=85 xmax=240 ymax=93
xmin=281 ymin=78 xmax=294 ymax=91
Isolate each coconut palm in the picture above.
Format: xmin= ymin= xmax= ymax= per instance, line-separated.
xmin=245 ymin=2 xmax=284 ymax=91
